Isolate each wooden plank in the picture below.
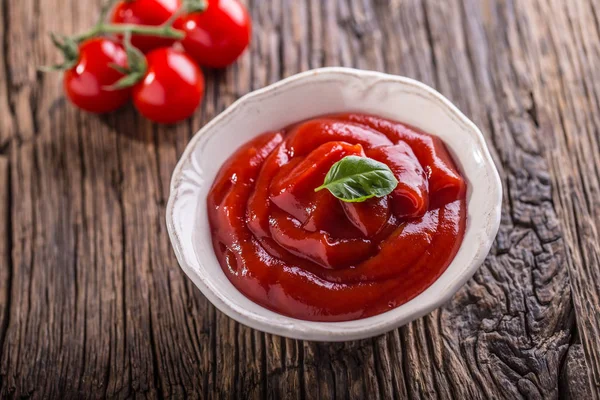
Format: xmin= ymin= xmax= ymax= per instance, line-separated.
xmin=74 ymin=112 xmax=128 ymax=399
xmin=1 ymin=1 xmax=112 ymax=399
xmin=0 ymin=156 xmax=10 ymax=394
xmin=531 ymin=0 xmax=600 ymax=394
xmin=416 ymin=1 xmax=573 ymax=398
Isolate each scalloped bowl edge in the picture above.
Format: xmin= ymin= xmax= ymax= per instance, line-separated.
xmin=166 ymin=67 xmax=503 ymax=342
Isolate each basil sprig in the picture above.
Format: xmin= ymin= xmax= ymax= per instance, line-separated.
xmin=314 ymin=156 xmax=399 ymax=202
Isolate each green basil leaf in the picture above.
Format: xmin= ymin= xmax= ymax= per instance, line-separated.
xmin=314 ymin=155 xmax=399 ymax=202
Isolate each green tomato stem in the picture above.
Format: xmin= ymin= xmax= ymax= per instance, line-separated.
xmin=97 ymin=0 xmax=119 ymax=27
xmin=43 ymin=0 xmax=200 ymax=73
xmin=73 ymin=23 xmax=185 ymax=43
xmin=65 ymin=0 xmax=208 ymax=45
xmin=184 ymin=0 xmax=208 ymax=13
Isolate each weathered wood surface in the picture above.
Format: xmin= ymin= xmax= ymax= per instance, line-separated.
xmin=1 ymin=0 xmax=599 ymax=398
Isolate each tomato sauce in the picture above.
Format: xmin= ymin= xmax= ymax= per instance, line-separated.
xmin=207 ymin=114 xmax=467 ymax=322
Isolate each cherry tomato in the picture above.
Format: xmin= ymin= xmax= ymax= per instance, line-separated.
xmin=111 ymin=0 xmax=181 ymax=53
xmin=174 ymin=0 xmax=251 ymax=68
xmin=132 ymin=48 xmax=204 ymax=124
xmin=63 ymin=38 xmax=131 ymax=114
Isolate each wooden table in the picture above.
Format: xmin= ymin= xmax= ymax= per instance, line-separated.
xmin=1 ymin=0 xmax=600 ymax=398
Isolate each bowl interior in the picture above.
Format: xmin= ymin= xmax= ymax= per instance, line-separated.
xmin=168 ymin=68 xmax=501 ymax=341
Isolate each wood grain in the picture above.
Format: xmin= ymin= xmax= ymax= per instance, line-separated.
xmin=561 ymin=345 xmax=593 ymax=399
xmin=0 ymin=0 xmax=599 ymax=398
xmin=0 ymin=156 xmax=10 ymax=393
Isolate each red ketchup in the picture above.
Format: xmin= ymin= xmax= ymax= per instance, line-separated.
xmin=207 ymin=114 xmax=467 ymax=322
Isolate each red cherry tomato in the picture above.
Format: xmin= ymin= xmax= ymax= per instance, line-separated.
xmin=111 ymin=0 xmax=181 ymax=53
xmin=174 ymin=0 xmax=251 ymax=68
xmin=132 ymin=48 xmax=204 ymax=124
xmin=63 ymin=38 xmax=131 ymax=114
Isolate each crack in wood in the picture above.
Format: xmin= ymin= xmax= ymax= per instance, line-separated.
xmin=113 ymin=118 xmax=131 ymax=398
xmin=147 ymin=301 xmax=164 ymax=399
xmin=420 ymin=0 xmax=439 ymax=89
xmin=0 ymin=142 xmax=9 ymax=157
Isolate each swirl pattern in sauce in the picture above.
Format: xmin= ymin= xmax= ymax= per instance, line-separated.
xmin=207 ymin=114 xmax=467 ymax=321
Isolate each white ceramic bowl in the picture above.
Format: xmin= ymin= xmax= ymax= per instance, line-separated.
xmin=166 ymin=67 xmax=502 ymax=342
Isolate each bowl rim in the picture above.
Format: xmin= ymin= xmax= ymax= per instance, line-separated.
xmin=166 ymin=67 xmax=503 ymax=341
